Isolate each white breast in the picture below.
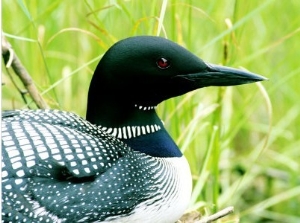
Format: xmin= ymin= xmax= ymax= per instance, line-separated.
xmin=103 ymin=156 xmax=192 ymax=223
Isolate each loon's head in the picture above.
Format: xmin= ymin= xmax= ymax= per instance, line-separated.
xmin=87 ymin=36 xmax=266 ymax=126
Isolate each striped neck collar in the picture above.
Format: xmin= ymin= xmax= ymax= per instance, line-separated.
xmin=98 ymin=123 xmax=162 ymax=139
xmin=90 ymin=103 xmax=164 ymax=140
xmin=134 ymin=104 xmax=157 ymax=111
xmin=92 ymin=105 xmax=182 ymax=158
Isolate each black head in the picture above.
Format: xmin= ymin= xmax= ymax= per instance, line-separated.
xmin=87 ymin=36 xmax=266 ymax=125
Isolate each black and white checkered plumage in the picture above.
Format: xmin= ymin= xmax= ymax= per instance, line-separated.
xmin=2 ymin=36 xmax=265 ymax=222
xmin=2 ymin=110 xmax=191 ymax=222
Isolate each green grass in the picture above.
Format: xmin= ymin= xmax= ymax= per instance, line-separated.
xmin=2 ymin=0 xmax=300 ymax=222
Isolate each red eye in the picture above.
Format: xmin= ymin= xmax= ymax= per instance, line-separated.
xmin=156 ymin=58 xmax=170 ymax=69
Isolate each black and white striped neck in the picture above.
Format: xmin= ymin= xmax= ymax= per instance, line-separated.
xmin=86 ymin=103 xmax=182 ymax=158
xmin=97 ymin=104 xmax=160 ymax=139
xmin=98 ymin=123 xmax=162 ymax=139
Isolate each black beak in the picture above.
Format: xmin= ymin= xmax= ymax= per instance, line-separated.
xmin=203 ymin=62 xmax=267 ymax=86
xmin=174 ymin=62 xmax=267 ymax=90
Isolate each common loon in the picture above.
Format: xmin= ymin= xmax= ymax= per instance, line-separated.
xmin=2 ymin=36 xmax=266 ymax=223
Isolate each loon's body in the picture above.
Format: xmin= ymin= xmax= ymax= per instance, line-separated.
xmin=2 ymin=110 xmax=191 ymax=223
xmin=2 ymin=36 xmax=265 ymax=222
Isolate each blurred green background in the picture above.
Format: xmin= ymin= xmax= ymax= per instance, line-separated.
xmin=2 ymin=0 xmax=300 ymax=222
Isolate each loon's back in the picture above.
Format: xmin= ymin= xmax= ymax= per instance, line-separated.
xmin=2 ymin=109 xmax=192 ymax=222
